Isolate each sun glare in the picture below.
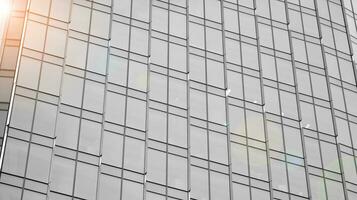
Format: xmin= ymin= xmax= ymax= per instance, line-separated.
xmin=0 ymin=0 xmax=10 ymax=16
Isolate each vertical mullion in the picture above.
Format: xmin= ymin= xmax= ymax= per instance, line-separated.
xmin=95 ymin=0 xmax=115 ymax=199
xmin=71 ymin=1 xmax=95 ymax=199
xmin=45 ymin=0 xmax=75 ymax=198
xmin=144 ymin=0 xmax=153 ymax=198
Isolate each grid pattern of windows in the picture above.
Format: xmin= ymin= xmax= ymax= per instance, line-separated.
xmin=0 ymin=0 xmax=28 ymax=157
xmin=1 ymin=0 xmax=357 ymax=199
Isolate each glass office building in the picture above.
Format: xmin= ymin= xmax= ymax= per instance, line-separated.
xmin=1 ymin=0 xmax=357 ymax=199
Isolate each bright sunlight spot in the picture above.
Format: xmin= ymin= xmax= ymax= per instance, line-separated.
xmin=0 ymin=0 xmax=10 ymax=16
xmin=0 ymin=0 xmax=10 ymax=43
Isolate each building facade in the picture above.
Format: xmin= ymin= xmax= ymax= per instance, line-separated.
xmin=1 ymin=0 xmax=357 ymax=199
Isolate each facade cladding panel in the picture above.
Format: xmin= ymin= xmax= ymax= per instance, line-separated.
xmin=0 ymin=0 xmax=357 ymax=199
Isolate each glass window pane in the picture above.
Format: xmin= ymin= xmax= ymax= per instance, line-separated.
xmin=259 ymin=24 xmax=273 ymax=47
xmin=128 ymin=60 xmax=147 ymax=91
xmin=83 ymin=80 xmax=105 ymax=113
xmin=310 ymin=175 xmax=326 ymax=200
xmin=2 ymin=138 xmax=28 ymax=176
xmin=74 ymin=163 xmax=98 ymax=199
xmin=273 ymin=28 xmax=290 ymax=52
xmin=45 ymin=26 xmax=67 ymax=57
xmin=169 ymin=77 xmax=187 ymax=108
xmin=189 ymin=0 xmax=203 ymax=17
xmin=151 ymin=38 xmax=168 ymax=66
xmin=50 ymin=0 xmax=71 ymax=21
xmin=105 ymin=92 xmax=126 ymax=125
xmin=251 ymin=188 xmax=270 ymax=200
xmin=305 ymin=137 xmax=322 ymax=167
xmin=300 ymin=102 xmax=316 ymax=130
xmin=209 ymin=131 xmax=228 ymax=164
xmin=189 ymin=54 xmax=206 ymax=83
xmin=244 ymin=75 xmax=261 ymax=104
xmin=90 ymin=10 xmax=110 ymax=38
xmin=264 ymin=86 xmax=280 ymax=114
xmin=191 ymin=166 xmax=209 ymax=200
xmin=207 ymin=59 xmax=224 ymax=88
xmin=66 ymin=38 xmax=88 ymax=69
xmin=246 ymin=110 xmax=265 ymax=141
xmin=26 ymin=144 xmax=52 ymax=182
xmin=205 ymin=0 xmax=221 ymax=22
xmin=225 ymin=38 xmax=241 ymax=64
xmin=51 ymin=156 xmax=75 ymax=195
xmin=24 ymin=21 xmax=46 ymax=51
xmin=296 ymin=69 xmax=311 ymax=95
xmin=210 ymin=172 xmax=230 ymax=200
xmin=284 ymin=126 xmax=303 ymax=157
xmin=111 ymin=22 xmax=130 ymax=50
xmin=169 ymin=43 xmax=187 ymax=72
xmin=276 ymin=58 xmax=294 ymax=85
xmin=229 ymin=105 xmax=245 ymax=135
xmin=87 ymin=44 xmax=108 ymax=75
xmin=261 ymin=54 xmax=276 ymax=80
xmin=271 ymin=159 xmax=288 ymax=191
xmin=249 ymin=147 xmax=268 ymax=180
xmin=17 ymin=57 xmax=41 ymax=89
xmin=147 ymin=149 xmax=166 ymax=184
xmin=280 ymin=91 xmax=298 ymax=119
xmin=148 ymin=109 xmax=167 ymax=142
xmin=233 ymin=183 xmax=250 ymax=200
xmin=150 ymin=72 xmax=167 ymax=102
xmin=208 ymin=94 xmax=226 ymax=125
xmin=170 ymin=11 xmax=186 ymax=38
xmin=152 ymin=7 xmax=168 ymax=33
xmin=33 ymin=101 xmax=57 ymax=137
xmin=113 ymin=0 xmax=130 ymax=16
xmin=168 ymin=114 xmax=187 ymax=147
xmin=224 ymin=8 xmax=239 ymax=33
xmin=206 ymin=27 xmax=222 ymax=54
xmin=79 ymin=119 xmax=101 ymax=155
xmin=190 ymin=89 xmax=207 ymax=120
xmin=23 ymin=190 xmax=46 ymax=200
xmin=321 ymin=141 xmax=340 ymax=172
xmin=326 ymin=179 xmax=344 ymax=199
xmin=240 ymin=12 xmax=256 ymax=37
xmin=39 ymin=63 xmax=62 ymax=95
xmin=0 ymin=77 xmax=12 ymax=102
xmin=0 ymin=184 xmax=21 ymax=200
xmin=147 ymin=192 xmax=165 ymax=200
xmin=98 ymin=174 xmax=121 ymax=200
xmin=122 ymin=180 xmax=143 ymax=200
xmin=231 ymin=142 xmax=248 ymax=175
xmin=11 ymin=95 xmax=35 ymax=131
xmin=190 ymin=126 xmax=208 ymax=159
xmin=102 ymin=131 xmax=123 ymax=166
xmin=126 ymin=97 xmax=146 ymax=130
xmin=227 ymin=70 xmax=243 ymax=99
xmin=168 ymin=154 xmax=187 ymax=189
xmin=266 ymin=121 xmax=284 ymax=152
xmin=315 ymin=105 xmax=334 ymax=134
xmin=124 ymin=137 xmax=145 ymax=172
xmin=69 ymin=5 xmax=91 ymax=33
xmin=303 ymin=13 xmax=318 ymax=37
xmin=55 ymin=113 xmax=80 ymax=149
xmin=132 ymin=0 xmax=150 ymax=22
xmin=311 ymin=73 xmax=328 ymax=100
xmin=271 ymin=0 xmax=286 ymax=22
xmin=288 ymin=164 xmax=308 ymax=197
xmin=189 ymin=23 xmax=204 ymax=49
xmin=108 ymin=55 xmax=127 ymax=86
xmin=130 ymin=27 xmax=148 ymax=55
